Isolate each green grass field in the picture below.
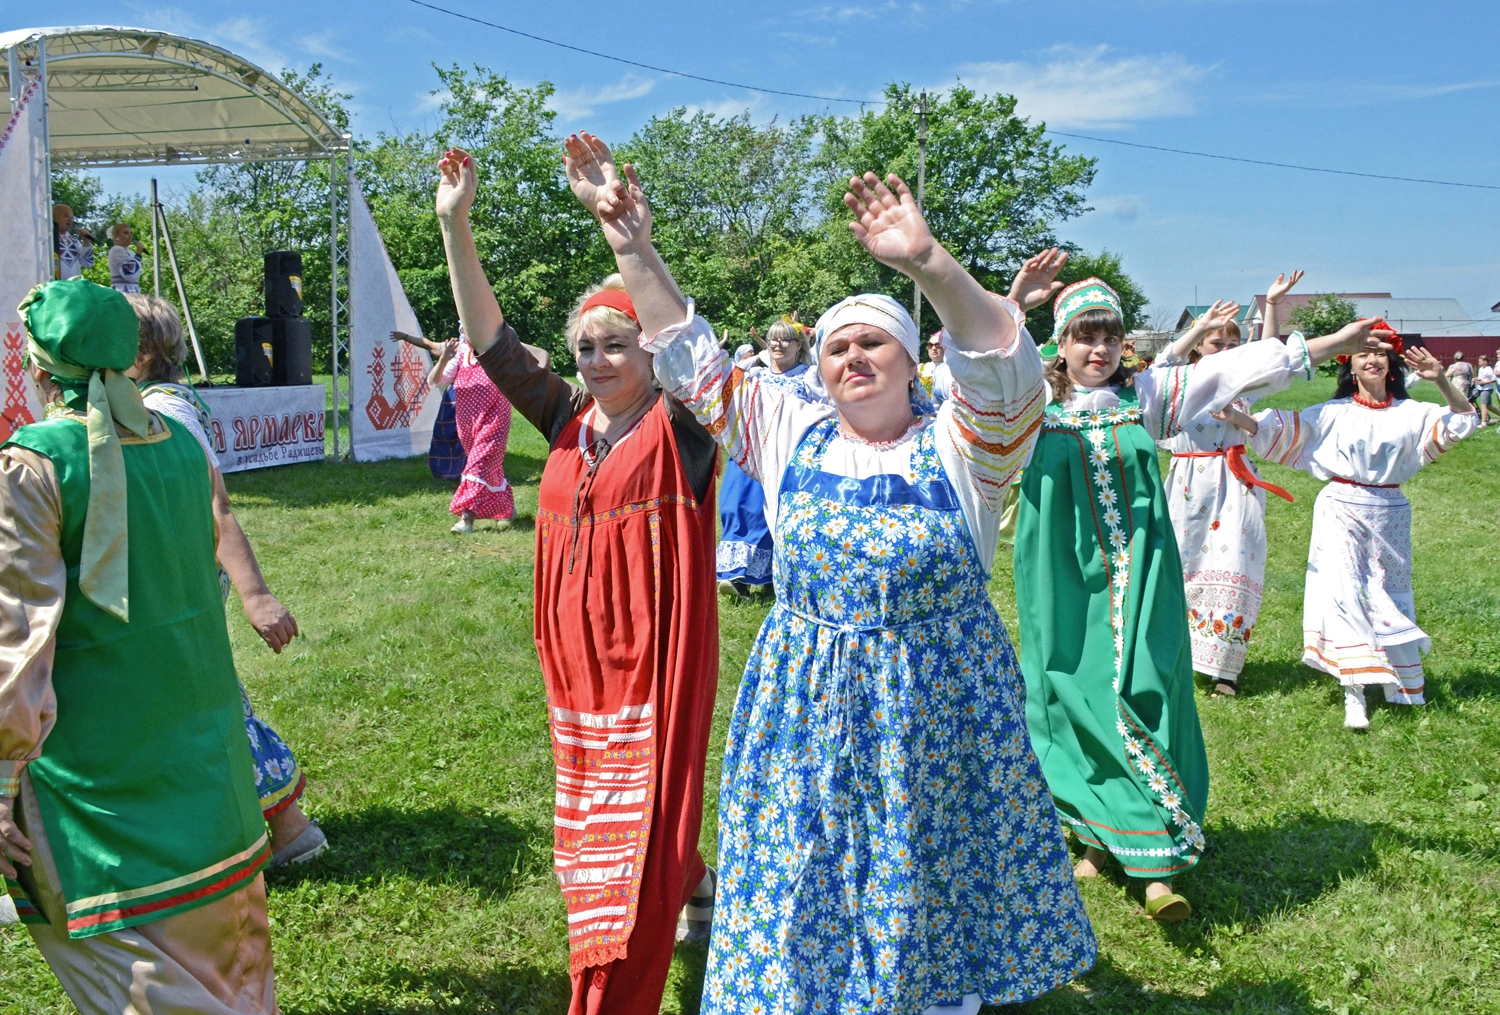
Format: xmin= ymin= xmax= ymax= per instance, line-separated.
xmin=3 ymin=378 xmax=1497 ymax=1014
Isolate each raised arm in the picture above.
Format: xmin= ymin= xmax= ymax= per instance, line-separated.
xmin=845 ymin=173 xmax=1017 ymax=353
xmin=563 ymin=133 xmax=687 ymax=338
xmin=436 ymin=149 xmax=506 ymax=356
xmin=1162 ymin=300 xmax=1241 ymax=363
xmin=1407 ymin=346 xmax=1478 ymax=415
xmin=1261 ymin=270 xmax=1303 ymax=342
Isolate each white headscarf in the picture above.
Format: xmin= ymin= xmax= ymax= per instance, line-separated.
xmin=804 ymin=293 xmax=927 ymax=409
xmin=813 ymin=294 xmax=920 ymax=364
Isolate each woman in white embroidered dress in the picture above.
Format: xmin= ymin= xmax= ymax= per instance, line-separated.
xmin=564 ymin=130 xmax=1095 ymax=1014
xmin=1224 ymin=336 xmax=1476 ymax=729
xmin=1156 ymin=274 xmax=1302 ymax=696
xmin=715 ymin=318 xmax=811 ymax=597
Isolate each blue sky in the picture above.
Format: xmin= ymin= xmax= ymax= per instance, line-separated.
xmin=34 ymin=0 xmax=1500 ymax=326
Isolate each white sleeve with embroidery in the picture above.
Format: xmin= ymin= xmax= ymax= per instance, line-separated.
xmin=1136 ymin=333 xmax=1313 ymax=442
xmin=1249 ymin=406 xmax=1317 ymax=470
xmin=645 ymin=299 xmax=828 ymax=486
xmin=1417 ymin=402 xmax=1477 ymax=465
xmin=934 ymin=296 xmax=1045 ymax=511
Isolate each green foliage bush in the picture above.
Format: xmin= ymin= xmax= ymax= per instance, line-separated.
xmin=55 ymin=65 xmax=1148 ymax=376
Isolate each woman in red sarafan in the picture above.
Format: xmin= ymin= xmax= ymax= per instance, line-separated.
xmin=435 ymin=144 xmax=719 ymax=1015
xmin=427 ymin=328 xmax=516 ymax=533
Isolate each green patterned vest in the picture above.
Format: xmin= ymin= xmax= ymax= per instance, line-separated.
xmin=2 ymin=412 xmax=267 ymax=938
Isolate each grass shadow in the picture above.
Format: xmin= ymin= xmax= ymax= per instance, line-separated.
xmin=286 ymin=962 xmax=572 ymax=1015
xmin=1178 ymin=812 xmax=1380 ymax=935
xmin=668 ymin=940 xmax=709 ymax=1015
xmin=1003 ymin=953 xmax=1329 ymax=1013
xmin=1233 ymin=658 xmax=1327 ymax=698
xmin=267 ymin=804 xmax=546 ymax=901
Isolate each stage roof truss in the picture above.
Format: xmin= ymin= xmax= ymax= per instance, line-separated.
xmin=0 ymin=27 xmax=346 ymax=168
xmin=2 ymin=26 xmax=355 ymax=457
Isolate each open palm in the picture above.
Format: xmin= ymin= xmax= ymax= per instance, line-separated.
xmin=565 ymin=132 xmax=651 ymax=251
xmin=844 ymin=173 xmax=935 ymax=271
xmin=1267 ymin=270 xmax=1304 ymax=304
xmin=1009 ymin=247 xmax=1070 ymax=311
xmin=435 ymin=147 xmax=476 ymax=219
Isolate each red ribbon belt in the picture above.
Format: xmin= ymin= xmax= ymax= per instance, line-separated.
xmin=1331 ymin=476 xmax=1400 ymax=489
xmin=1172 ymin=445 xmax=1294 ymax=503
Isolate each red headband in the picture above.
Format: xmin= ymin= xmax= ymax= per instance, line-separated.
xmin=1336 ymin=318 xmax=1401 ymax=364
xmin=580 ymin=289 xmax=638 ymax=324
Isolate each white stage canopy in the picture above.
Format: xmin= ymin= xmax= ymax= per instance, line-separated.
xmin=0 ymin=26 xmax=369 ymax=458
xmin=0 ymin=26 xmax=344 ymax=167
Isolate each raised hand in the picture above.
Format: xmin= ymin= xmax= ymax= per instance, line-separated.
xmin=436 ymin=148 xmax=477 ymax=220
xmin=844 ymin=173 xmax=936 ymax=272
xmin=1266 ymin=270 xmax=1304 ymax=305
xmin=565 ymin=133 xmax=651 ymax=252
xmin=1182 ymin=299 xmax=1241 ymax=344
xmin=1008 ymin=248 xmax=1070 ymax=311
xmin=1403 ymin=345 xmax=1443 ymax=381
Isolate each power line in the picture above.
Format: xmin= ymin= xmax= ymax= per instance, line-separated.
xmin=1044 ymin=131 xmax=1500 ymax=192
xmin=405 ymin=0 xmax=1498 ymax=193
xmin=404 ymin=0 xmax=872 ymax=105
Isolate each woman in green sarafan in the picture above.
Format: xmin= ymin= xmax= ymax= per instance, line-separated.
xmin=1014 ymin=276 xmax=1393 ymax=921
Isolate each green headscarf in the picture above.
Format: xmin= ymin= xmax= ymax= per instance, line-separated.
xmin=21 ymin=279 xmax=151 ymax=622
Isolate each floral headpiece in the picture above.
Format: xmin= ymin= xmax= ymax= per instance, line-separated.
xmin=1335 ymin=318 xmax=1400 ymax=364
xmin=1052 ymin=277 xmax=1122 ymax=339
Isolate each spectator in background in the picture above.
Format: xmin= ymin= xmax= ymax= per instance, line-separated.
xmin=917 ymin=329 xmax=953 ymax=402
xmin=107 ymin=224 xmax=145 ymax=293
xmin=51 ymin=204 xmax=93 ymax=281
xmin=1446 ymin=351 xmax=1473 ymax=401
xmin=1474 ymin=355 xmax=1496 ymax=427
xmin=391 ymin=330 xmax=466 ymax=481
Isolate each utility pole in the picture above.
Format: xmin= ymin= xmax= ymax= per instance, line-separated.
xmin=912 ymin=90 xmax=928 ymax=332
xmin=151 ymin=178 xmax=162 ymax=297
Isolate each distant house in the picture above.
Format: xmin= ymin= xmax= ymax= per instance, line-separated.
xmin=1175 ymin=304 xmax=1251 ymax=333
xmin=1241 ymin=293 xmax=1391 ymax=342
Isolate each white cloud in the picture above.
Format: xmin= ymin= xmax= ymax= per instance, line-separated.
xmin=548 ymin=75 xmax=657 ymax=121
xmin=298 ymin=31 xmax=352 ymax=63
xmin=415 ymin=89 xmax=452 ymax=114
xmin=951 ymin=45 xmax=1210 ymax=130
xmin=209 ymin=15 xmax=292 ymax=73
xmin=1085 ymin=194 xmax=1145 ymax=220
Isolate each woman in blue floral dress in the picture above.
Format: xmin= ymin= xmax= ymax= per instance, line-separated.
xmin=565 ymin=131 xmax=1096 ymax=1015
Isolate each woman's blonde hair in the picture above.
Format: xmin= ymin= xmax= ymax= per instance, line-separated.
xmin=565 ymin=274 xmax=640 ymax=354
xmin=1044 ymin=307 xmax=1129 ymax=404
xmin=125 ymin=293 xmax=187 ymax=383
xmin=1188 ymin=320 xmax=1242 ymax=364
xmin=765 ymin=319 xmax=813 ymax=365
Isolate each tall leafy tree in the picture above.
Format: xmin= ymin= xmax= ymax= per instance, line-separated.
xmin=818 ymin=83 xmax=1098 ymax=335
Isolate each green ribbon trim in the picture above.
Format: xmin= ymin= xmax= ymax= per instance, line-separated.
xmin=27 ymin=341 xmax=151 ymax=622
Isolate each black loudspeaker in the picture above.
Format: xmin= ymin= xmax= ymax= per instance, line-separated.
xmin=235 ymin=316 xmax=274 ymax=387
xmin=264 ymin=250 xmax=304 ymax=317
xmin=270 ymin=316 xmax=313 ymax=386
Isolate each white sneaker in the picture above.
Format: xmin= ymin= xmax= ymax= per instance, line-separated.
xmin=450 ymin=518 xmax=474 ymax=534
xmin=1344 ymin=685 xmax=1369 ymax=730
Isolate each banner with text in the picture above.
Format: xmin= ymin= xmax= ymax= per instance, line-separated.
xmin=200 ymin=385 xmax=326 ymax=473
xmin=0 ymin=76 xmax=50 ymax=442
xmin=347 ymin=177 xmax=440 ymax=462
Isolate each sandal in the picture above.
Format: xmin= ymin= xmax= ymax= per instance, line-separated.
xmin=676 ymin=866 xmax=717 ymax=943
xmin=1213 ymin=680 xmax=1238 ymax=697
xmin=268 ymin=820 xmax=328 ymax=869
xmin=1144 ymin=892 xmax=1192 ymax=922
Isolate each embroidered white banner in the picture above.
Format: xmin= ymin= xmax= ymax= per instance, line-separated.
xmin=347 ymin=177 xmax=439 ymax=462
xmin=0 ymin=76 xmax=50 ymax=442
xmin=199 ymin=384 xmax=326 ymax=473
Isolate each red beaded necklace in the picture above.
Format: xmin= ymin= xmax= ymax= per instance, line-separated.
xmin=1352 ymin=391 xmax=1393 ymax=410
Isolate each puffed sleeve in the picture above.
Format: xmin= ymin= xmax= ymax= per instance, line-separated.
xmin=936 ymin=295 xmax=1045 ymax=510
xmin=645 ymin=299 xmax=825 ymax=484
xmin=0 ymin=446 xmax=66 ymax=798
xmin=1418 ymin=403 xmax=1477 ymax=465
xmin=1248 ymin=405 xmax=1324 ymax=471
xmin=1138 ymin=333 xmax=1314 ymax=441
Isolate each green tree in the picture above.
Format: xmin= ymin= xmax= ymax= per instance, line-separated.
xmin=1288 ymin=293 xmax=1357 ymax=337
xmin=621 ymin=109 xmax=830 ymax=332
xmin=1024 ymin=249 xmax=1149 ymax=340
xmin=1289 ymin=294 xmax=1358 ymax=375
xmin=817 ymin=83 xmax=1098 ymax=334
